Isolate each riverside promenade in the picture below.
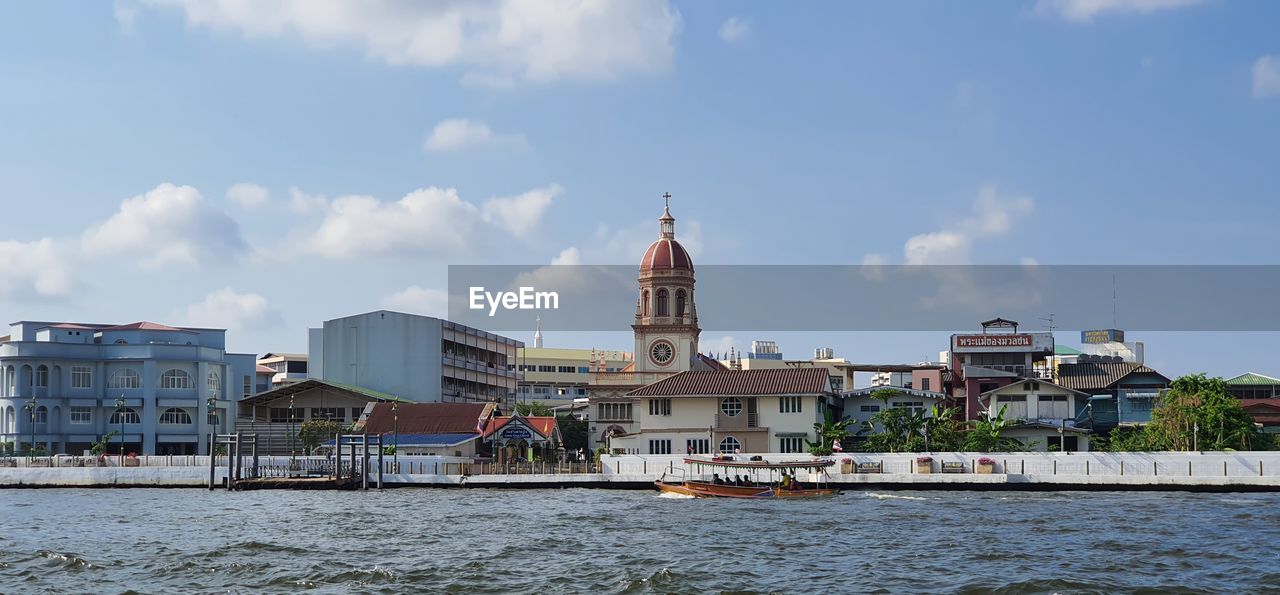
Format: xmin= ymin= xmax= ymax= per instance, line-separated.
xmin=2 ymin=452 xmax=1280 ymax=491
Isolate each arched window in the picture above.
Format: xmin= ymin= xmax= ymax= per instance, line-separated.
xmin=160 ymin=369 xmax=191 ymax=389
xmin=4 ymin=366 xmax=12 ymax=396
xmin=108 ymin=369 xmax=141 ymax=389
xmin=718 ymin=436 xmax=742 ymax=454
xmin=207 ymin=371 xmax=221 ymax=396
xmin=110 ymin=407 xmax=141 ymax=425
xmin=641 ymin=290 xmax=650 ymax=317
xmin=675 ymin=289 xmax=687 ymax=317
xmin=33 ymin=405 xmax=48 ymax=424
xmin=720 ymin=397 xmax=743 ymax=417
xmin=656 ymin=288 xmax=669 ymax=317
xmin=5 ymin=406 xmax=14 ymax=433
xmin=159 ymin=407 xmax=192 ymax=425
xmin=35 ymin=365 xmax=49 ymax=388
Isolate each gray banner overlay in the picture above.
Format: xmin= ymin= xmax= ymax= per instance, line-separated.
xmin=447 ymin=265 xmax=1280 ymax=332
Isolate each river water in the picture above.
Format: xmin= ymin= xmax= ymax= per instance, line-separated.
xmin=1 ymin=488 xmax=1278 ymax=594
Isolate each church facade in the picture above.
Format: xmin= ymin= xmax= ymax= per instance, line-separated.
xmin=586 ymin=196 xmax=833 ymax=454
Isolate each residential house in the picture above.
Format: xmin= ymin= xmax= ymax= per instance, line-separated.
xmin=979 ymin=379 xmax=1092 ymax=452
xmin=1056 ymin=362 xmax=1171 ymax=431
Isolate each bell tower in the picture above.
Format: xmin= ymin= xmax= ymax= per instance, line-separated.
xmin=634 ymin=192 xmax=700 ymax=374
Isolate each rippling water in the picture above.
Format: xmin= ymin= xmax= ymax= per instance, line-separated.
xmin=2 ymin=488 xmax=1278 ymax=593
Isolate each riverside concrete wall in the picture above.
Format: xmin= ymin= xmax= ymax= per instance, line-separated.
xmin=4 ymin=452 xmax=1280 ymax=490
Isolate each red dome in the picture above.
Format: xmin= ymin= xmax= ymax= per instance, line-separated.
xmin=640 ymin=237 xmax=693 ymax=272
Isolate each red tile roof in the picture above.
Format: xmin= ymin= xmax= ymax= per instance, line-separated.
xmin=47 ymin=323 xmax=96 ymax=330
xmin=627 ymin=368 xmax=832 ymax=397
xmin=640 ymin=237 xmax=693 ymax=271
xmin=482 ymin=416 xmax=559 ymax=439
xmin=362 ymin=403 xmax=494 ymax=435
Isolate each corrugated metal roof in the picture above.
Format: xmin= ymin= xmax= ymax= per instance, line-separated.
xmin=382 ymin=433 xmax=479 ymax=447
xmin=1056 ymin=362 xmax=1168 ymax=391
xmin=626 ymin=368 xmax=831 ymax=397
xmin=1225 ymin=372 xmax=1280 ymax=386
xmin=363 ymin=402 xmax=492 ymax=435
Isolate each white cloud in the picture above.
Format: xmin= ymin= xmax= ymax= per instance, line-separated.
xmin=480 ymin=184 xmax=560 ymax=236
xmin=718 ymin=16 xmax=750 ymax=44
xmin=82 ymin=183 xmax=248 ymax=269
xmin=0 ymin=238 xmax=76 ymax=300
xmin=288 ymin=187 xmax=328 ymax=213
xmin=1034 ymin=0 xmax=1206 ymax=22
xmin=1252 ymin=55 xmax=1280 ymax=99
xmin=551 ymin=246 xmax=581 ymax=266
xmin=900 ymin=185 xmax=1035 ymax=265
xmin=141 ymin=0 xmax=682 ymax=85
xmin=383 ymin=286 xmax=449 ymax=318
xmin=703 ymin=335 xmax=738 ymax=358
xmin=114 ymin=0 xmax=139 ymax=33
xmin=300 ymin=184 xmax=558 ymax=258
xmin=423 ymin=118 xmax=525 ymax=152
xmin=226 ymin=182 xmax=269 ymax=208
xmin=178 ymin=287 xmax=284 ymax=331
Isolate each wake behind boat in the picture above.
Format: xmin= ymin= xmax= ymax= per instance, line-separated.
xmin=655 ymin=456 xmax=840 ymax=499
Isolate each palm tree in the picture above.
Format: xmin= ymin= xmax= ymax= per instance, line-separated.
xmin=807 ymin=410 xmax=854 ymax=455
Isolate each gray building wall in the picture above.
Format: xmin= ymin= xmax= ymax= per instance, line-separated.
xmin=319 ymin=311 xmax=444 ymax=401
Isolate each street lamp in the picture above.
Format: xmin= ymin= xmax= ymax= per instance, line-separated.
xmin=115 ymin=396 xmax=125 ymax=466
xmin=289 ymin=394 xmax=296 ymax=458
xmin=392 ymin=401 xmax=399 ymax=472
xmin=24 ymin=395 xmax=37 ymax=457
xmin=206 ymin=394 xmax=217 ymax=434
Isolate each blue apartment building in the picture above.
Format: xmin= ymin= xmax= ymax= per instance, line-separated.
xmin=0 ymin=321 xmax=257 ymax=456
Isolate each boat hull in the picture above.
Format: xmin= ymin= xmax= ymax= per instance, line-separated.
xmin=655 ymin=480 xmax=838 ymax=499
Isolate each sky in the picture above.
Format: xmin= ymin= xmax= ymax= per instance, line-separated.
xmin=1 ymin=0 xmax=1278 ymax=379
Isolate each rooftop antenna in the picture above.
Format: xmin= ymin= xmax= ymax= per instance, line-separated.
xmin=1039 ymin=313 xmax=1056 ymax=333
xmin=1112 ymin=273 xmax=1118 ymax=328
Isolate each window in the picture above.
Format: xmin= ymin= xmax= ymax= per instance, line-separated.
xmin=718 ymin=436 xmax=742 ymax=453
xmin=160 ymin=369 xmax=191 ymax=389
xmin=1039 ymin=395 xmax=1070 ymax=419
xmin=108 ymin=369 xmax=141 ymax=389
xmin=996 ymin=395 xmax=1027 ymax=419
xmin=207 ymin=371 xmax=220 ymax=396
xmin=642 ymin=290 xmax=650 ymax=317
xmin=656 ymin=288 xmax=669 ymax=317
xmin=597 ymin=403 xmax=632 ymax=421
xmin=577 ymin=367 xmax=590 ymax=374
xmin=921 ymin=378 xmax=931 ymax=391
xmin=649 ymin=398 xmax=672 ymax=416
xmin=243 ymin=375 xmax=251 ymax=397
xmin=779 ymin=396 xmax=802 ymax=413
xmin=311 ymin=407 xmax=340 ymax=421
xmin=892 ymin=401 xmax=926 ymax=415
xmin=159 ymin=408 xmax=192 ymax=425
xmin=352 ymin=407 xmax=364 ymax=420
xmin=720 ymin=397 xmax=743 ymax=417
xmin=32 ymin=406 xmax=48 ymax=424
xmin=557 ymin=366 xmax=576 ymax=373
xmin=110 ymin=407 xmax=141 ymax=425
xmin=71 ymin=407 xmax=91 ymax=425
xmin=779 ymin=437 xmax=805 ymax=453
xmin=35 ymin=366 xmax=48 ymax=388
xmin=860 ymin=405 xmax=881 ymax=413
xmin=270 ymin=408 xmax=303 ymax=423
xmin=72 ymin=366 xmax=92 ymax=389
xmin=537 ymin=365 xmax=555 ymax=372
xmin=686 ymin=438 xmax=710 ymax=454
xmin=675 ymin=289 xmax=687 ymax=317
xmin=648 ymin=439 xmax=672 ymax=455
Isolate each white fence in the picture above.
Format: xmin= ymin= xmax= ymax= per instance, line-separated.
xmin=600 ymin=452 xmax=1280 ymax=482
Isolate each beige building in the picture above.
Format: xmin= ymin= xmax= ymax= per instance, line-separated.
xmin=720 ymin=343 xmax=858 ymax=393
xmin=606 ymin=368 xmax=832 ymax=455
xmin=514 ymin=347 xmax=633 ymax=402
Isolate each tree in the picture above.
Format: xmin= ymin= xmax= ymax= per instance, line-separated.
xmin=860 ymin=406 xmax=926 ymax=453
xmin=558 ymin=417 xmax=588 ymax=452
xmin=514 ymin=401 xmax=553 ymax=417
xmin=962 ymin=405 xmax=1027 ymax=452
xmin=299 ymin=419 xmax=343 ymax=454
xmin=91 ymin=431 xmax=118 ymax=458
xmin=923 ymin=405 xmax=966 ymax=452
xmin=1104 ymin=374 xmax=1271 ymax=452
xmin=807 ymin=410 xmax=854 ymax=455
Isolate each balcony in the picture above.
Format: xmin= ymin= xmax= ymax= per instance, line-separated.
xmin=714 ymin=412 xmax=762 ymax=430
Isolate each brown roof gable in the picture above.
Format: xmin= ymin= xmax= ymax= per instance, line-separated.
xmin=626 ymin=368 xmax=831 ymax=397
xmin=361 ymin=402 xmax=493 ymax=435
xmin=1056 ymin=362 xmax=1169 ymax=391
